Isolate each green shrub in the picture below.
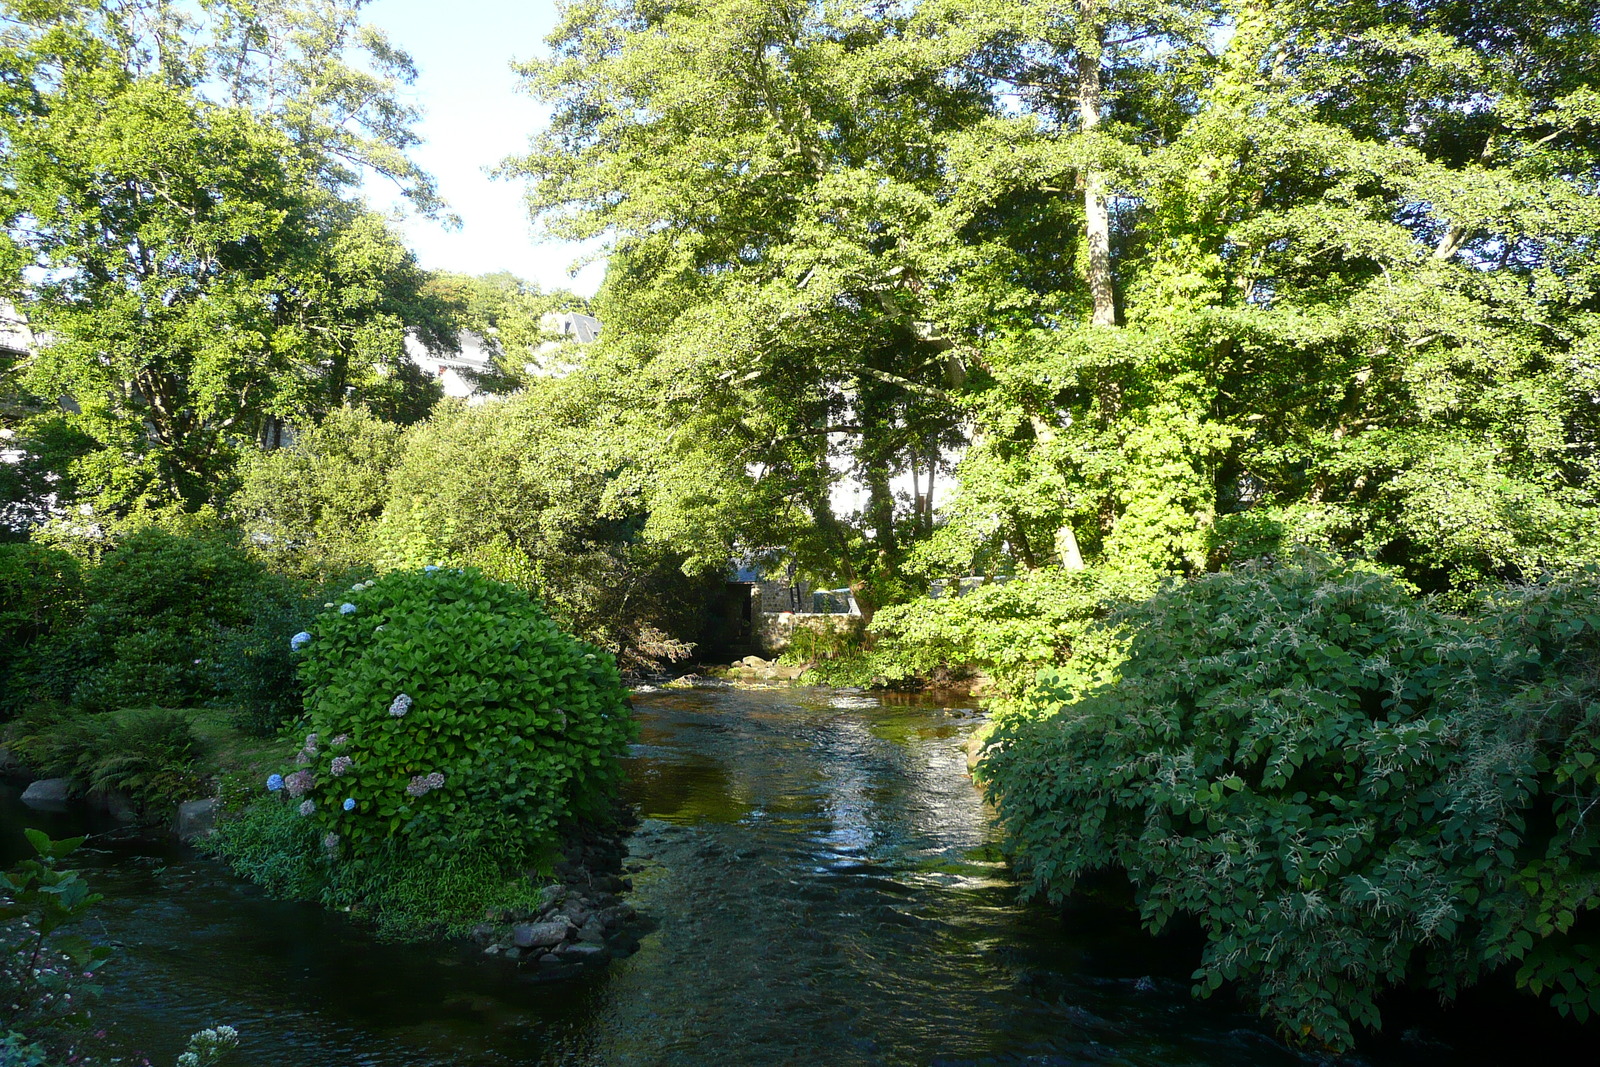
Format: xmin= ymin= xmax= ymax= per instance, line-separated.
xmin=211 ymin=570 xmax=373 ymax=736
xmin=64 ymin=527 xmax=272 ymax=712
xmin=206 ymin=800 xmax=549 ymax=939
xmin=248 ymin=566 xmax=631 ymax=929
xmin=0 ymin=543 xmax=82 ymax=717
xmin=860 ymin=566 xmax=1155 ymax=693
xmin=200 ymin=800 xmax=327 ymax=902
xmin=979 ymin=560 xmax=1600 ymax=1050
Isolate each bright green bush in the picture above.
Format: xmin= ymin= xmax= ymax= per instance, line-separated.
xmin=285 ymin=566 xmax=633 ymax=873
xmin=979 ymin=560 xmax=1600 ymax=1051
xmin=859 ymin=566 xmax=1155 ymax=693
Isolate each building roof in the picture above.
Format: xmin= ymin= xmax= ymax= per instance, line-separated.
xmin=544 ymin=311 xmax=602 ymax=344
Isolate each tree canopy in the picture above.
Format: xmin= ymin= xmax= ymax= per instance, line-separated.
xmin=0 ymin=0 xmax=455 ymax=522
xmin=510 ymin=0 xmax=1600 ymax=602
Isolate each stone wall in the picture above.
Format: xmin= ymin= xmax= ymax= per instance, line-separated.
xmin=755 ymin=612 xmax=861 ymax=657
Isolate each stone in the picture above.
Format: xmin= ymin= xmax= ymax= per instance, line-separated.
xmin=174 ymin=797 xmax=218 ymax=840
xmin=511 ymin=921 xmax=571 ymax=950
xmin=538 ymin=883 xmax=564 ymax=907
xmin=89 ymin=789 xmax=137 ymax=823
xmin=538 ymin=953 xmax=563 ymax=967
xmin=562 ymin=943 xmax=607 ymax=961
xmin=503 ymin=947 xmax=522 ymax=961
xmin=578 ymin=917 xmax=606 ymax=943
xmin=470 ymin=923 xmax=495 ymax=943
xmin=20 ymin=778 xmax=71 ymax=808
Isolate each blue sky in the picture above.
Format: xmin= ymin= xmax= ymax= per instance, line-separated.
xmin=362 ymin=0 xmax=604 ymax=295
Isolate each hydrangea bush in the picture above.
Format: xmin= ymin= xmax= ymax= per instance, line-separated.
xmin=279 ymin=567 xmax=633 ymax=870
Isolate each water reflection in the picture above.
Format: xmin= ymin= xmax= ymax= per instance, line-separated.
xmin=2 ymin=686 xmax=1587 ymax=1065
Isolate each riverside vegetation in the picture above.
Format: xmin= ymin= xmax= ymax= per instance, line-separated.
xmin=2 ymin=0 xmax=1599 ymax=1057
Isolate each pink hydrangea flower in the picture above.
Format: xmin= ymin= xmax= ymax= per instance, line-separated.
xmin=285 ymin=770 xmax=315 ymax=798
xmin=405 ymin=771 xmax=446 ymax=797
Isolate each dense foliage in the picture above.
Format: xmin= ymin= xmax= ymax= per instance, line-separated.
xmin=59 ymin=527 xmax=273 ymax=712
xmin=211 ymin=567 xmax=634 ymax=931
xmin=0 ymin=543 xmax=80 ymax=715
xmin=980 ymin=560 xmax=1600 ymax=1049
xmin=512 ymin=0 xmax=1600 ymax=626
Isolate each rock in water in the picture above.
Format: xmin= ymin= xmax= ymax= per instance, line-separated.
xmin=175 ymin=797 xmax=218 ymax=840
xmin=20 ymin=778 xmax=71 ymax=809
xmin=512 ymin=921 xmax=571 ymax=950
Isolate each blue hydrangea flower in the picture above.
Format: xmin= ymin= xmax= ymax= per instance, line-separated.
xmin=290 ymin=631 xmax=311 ymax=651
xmin=266 ymin=773 xmax=284 ymax=792
xmin=339 ymin=602 xmax=357 ymax=615
xmin=424 ymin=564 xmax=439 ymax=573
xmin=343 ymin=797 xmax=356 ymax=811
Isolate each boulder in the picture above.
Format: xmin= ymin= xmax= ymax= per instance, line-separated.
xmin=175 ymin=797 xmax=218 ymax=840
xmin=511 ymin=921 xmax=571 ymax=950
xmin=20 ymin=778 xmax=71 ymax=809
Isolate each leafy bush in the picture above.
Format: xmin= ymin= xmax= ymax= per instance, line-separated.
xmin=0 ymin=543 xmax=82 ymax=718
xmin=63 ymin=527 xmax=272 ymax=712
xmin=238 ymin=567 xmax=632 ymax=931
xmin=781 ymin=615 xmax=865 ymax=665
xmin=232 ymin=406 xmax=409 ymax=578
xmin=205 ymin=800 xmax=548 ymax=939
xmin=858 ymin=566 xmax=1155 ymax=693
xmin=979 ymin=560 xmax=1600 ymax=1050
xmin=375 ymin=386 xmax=717 ymax=669
xmin=8 ymin=707 xmax=209 ymax=814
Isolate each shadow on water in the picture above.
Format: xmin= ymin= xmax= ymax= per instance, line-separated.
xmin=2 ymin=686 xmax=1593 ymax=1065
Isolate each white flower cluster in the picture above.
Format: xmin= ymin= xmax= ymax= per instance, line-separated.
xmin=175 ymin=1024 xmax=239 ymax=1067
xmin=388 ymin=692 xmax=413 ymax=718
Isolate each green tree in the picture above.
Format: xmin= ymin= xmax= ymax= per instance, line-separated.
xmin=510 ymin=0 xmax=981 ymax=619
xmin=375 ymin=379 xmax=717 ymax=667
xmin=0 ymin=1 xmax=454 ymax=523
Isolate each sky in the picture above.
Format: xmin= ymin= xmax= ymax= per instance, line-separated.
xmin=361 ymin=0 xmax=605 ymax=296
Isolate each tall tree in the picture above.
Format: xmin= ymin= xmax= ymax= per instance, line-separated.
xmin=511 ymin=0 xmax=981 ymax=618
xmin=0 ymin=0 xmax=452 ymax=520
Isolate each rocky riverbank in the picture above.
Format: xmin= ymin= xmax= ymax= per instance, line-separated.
xmin=470 ymin=810 xmax=649 ymax=979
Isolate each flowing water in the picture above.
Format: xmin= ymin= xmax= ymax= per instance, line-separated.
xmin=1 ymin=687 xmax=1587 ymax=1065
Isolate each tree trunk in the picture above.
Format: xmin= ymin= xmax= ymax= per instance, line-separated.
xmin=1078 ymin=0 xmax=1116 ymax=327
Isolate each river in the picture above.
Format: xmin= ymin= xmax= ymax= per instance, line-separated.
xmin=1 ymin=686 xmax=1587 ymax=1065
